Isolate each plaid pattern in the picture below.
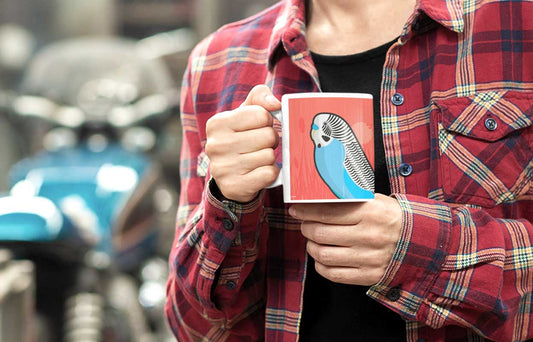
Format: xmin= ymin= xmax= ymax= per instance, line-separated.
xmin=166 ymin=0 xmax=533 ymax=340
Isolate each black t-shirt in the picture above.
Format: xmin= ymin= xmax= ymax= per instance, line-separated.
xmin=298 ymin=40 xmax=405 ymax=341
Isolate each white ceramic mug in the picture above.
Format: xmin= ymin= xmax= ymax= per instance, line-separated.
xmin=267 ymin=92 xmax=375 ymax=203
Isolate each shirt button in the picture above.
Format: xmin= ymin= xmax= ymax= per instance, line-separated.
xmin=222 ymin=218 xmax=234 ymax=231
xmin=391 ymin=93 xmax=404 ymax=106
xmin=386 ymin=287 xmax=402 ymax=301
xmin=485 ymin=117 xmax=498 ymax=131
xmin=412 ymin=20 xmax=421 ymax=32
xmin=225 ymin=281 xmax=236 ymax=290
xmin=399 ymin=163 xmax=413 ymax=177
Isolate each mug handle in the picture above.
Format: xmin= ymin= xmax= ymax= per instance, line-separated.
xmin=266 ymin=110 xmax=283 ymax=188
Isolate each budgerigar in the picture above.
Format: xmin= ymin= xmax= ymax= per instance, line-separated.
xmin=310 ymin=112 xmax=374 ymax=199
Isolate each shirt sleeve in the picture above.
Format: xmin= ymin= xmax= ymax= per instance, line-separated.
xmin=368 ymin=193 xmax=533 ymax=341
xmin=165 ymin=47 xmax=268 ymax=341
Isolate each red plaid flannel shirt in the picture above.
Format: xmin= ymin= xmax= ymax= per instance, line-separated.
xmin=166 ymin=0 xmax=533 ymax=340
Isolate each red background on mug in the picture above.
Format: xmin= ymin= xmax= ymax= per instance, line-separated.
xmin=286 ymin=95 xmax=374 ymax=201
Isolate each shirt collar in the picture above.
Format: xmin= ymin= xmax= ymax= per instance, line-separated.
xmin=267 ymin=0 xmax=307 ymax=70
xmin=417 ymin=0 xmax=464 ymax=33
xmin=267 ymin=0 xmax=465 ymax=69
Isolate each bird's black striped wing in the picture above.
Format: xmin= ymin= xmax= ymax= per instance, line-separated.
xmin=324 ymin=114 xmax=375 ymax=192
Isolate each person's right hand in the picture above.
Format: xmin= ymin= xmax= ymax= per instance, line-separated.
xmin=205 ymin=85 xmax=281 ymax=203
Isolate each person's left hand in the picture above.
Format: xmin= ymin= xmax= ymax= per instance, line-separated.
xmin=289 ymin=194 xmax=403 ymax=286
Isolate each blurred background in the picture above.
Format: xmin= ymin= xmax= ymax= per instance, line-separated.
xmin=0 ymin=0 xmax=276 ymax=341
xmin=0 ymin=0 xmax=278 ymax=190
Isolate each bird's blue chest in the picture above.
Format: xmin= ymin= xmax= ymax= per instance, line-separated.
xmin=314 ymin=139 xmax=373 ymax=199
xmin=314 ymin=138 xmax=346 ymax=190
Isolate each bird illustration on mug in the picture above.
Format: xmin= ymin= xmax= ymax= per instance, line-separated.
xmin=310 ymin=112 xmax=374 ymax=199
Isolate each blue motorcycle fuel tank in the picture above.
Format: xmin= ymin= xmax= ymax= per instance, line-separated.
xmin=0 ymin=196 xmax=63 ymax=241
xmin=3 ymin=143 xmax=151 ymax=255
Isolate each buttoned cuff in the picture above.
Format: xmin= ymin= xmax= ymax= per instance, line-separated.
xmin=367 ymin=194 xmax=452 ymax=320
xmin=204 ymin=178 xmax=265 ymax=252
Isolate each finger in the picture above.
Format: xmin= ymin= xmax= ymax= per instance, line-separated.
xmin=301 ymin=220 xmax=401 ymax=253
xmin=313 ymin=262 xmax=383 ymax=286
xmin=290 ymin=202 xmax=364 ymax=225
xmin=210 ymin=148 xmax=275 ymax=176
xmin=307 ymin=239 xmax=394 ymax=269
xmin=306 ymin=240 xmax=359 ymax=267
xmin=207 ymin=106 xmax=274 ymax=134
xmin=239 ymin=148 xmax=277 ymax=173
xmin=241 ymin=84 xmax=281 ymax=112
xmin=214 ymin=164 xmax=279 ymax=203
xmin=300 ymin=221 xmax=358 ymax=247
xmin=206 ymin=124 xmax=278 ymax=159
xmin=232 ymin=105 xmax=276 ymax=132
xmin=240 ymin=164 xmax=280 ymax=190
xmin=235 ymin=126 xmax=279 ymax=152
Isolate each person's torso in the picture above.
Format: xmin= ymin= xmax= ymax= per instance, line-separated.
xmin=188 ymin=1 xmax=533 ymax=340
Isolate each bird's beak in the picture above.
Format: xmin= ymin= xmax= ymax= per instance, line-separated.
xmin=310 ymin=128 xmax=318 ymax=146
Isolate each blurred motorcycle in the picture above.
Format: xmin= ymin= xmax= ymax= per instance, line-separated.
xmin=0 ymin=31 xmax=193 ymax=341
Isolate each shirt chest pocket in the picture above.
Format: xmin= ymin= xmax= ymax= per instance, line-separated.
xmin=435 ymin=91 xmax=533 ymax=208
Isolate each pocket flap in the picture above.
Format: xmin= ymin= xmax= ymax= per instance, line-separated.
xmin=436 ymin=91 xmax=533 ymax=142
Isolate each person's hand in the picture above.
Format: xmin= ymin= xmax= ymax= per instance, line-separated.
xmin=205 ymin=85 xmax=281 ymax=203
xmin=289 ymin=194 xmax=403 ymax=286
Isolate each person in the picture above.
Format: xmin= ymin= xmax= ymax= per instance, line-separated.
xmin=165 ymin=0 xmax=533 ymax=340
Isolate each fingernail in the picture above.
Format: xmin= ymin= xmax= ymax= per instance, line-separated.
xmin=288 ymin=206 xmax=297 ymax=218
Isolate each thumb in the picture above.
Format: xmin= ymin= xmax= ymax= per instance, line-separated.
xmin=241 ymin=84 xmax=281 ymax=112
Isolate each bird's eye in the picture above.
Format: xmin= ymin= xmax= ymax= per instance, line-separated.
xmin=322 ymin=135 xmax=330 ymax=142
